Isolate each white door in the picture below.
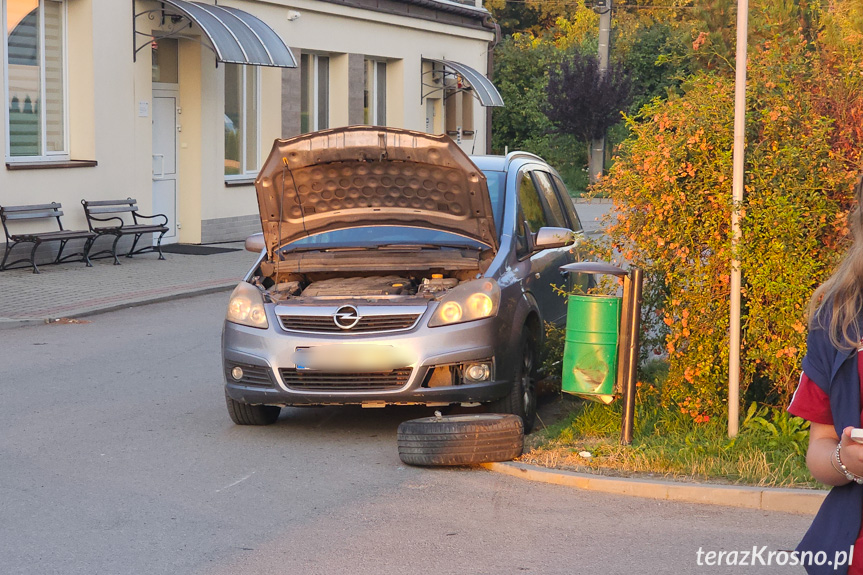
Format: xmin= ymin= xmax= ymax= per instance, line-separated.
xmin=426 ymin=98 xmax=437 ymax=134
xmin=152 ymin=89 xmax=179 ymax=244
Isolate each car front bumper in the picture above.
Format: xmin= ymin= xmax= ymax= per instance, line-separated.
xmin=221 ymin=306 xmax=512 ymax=407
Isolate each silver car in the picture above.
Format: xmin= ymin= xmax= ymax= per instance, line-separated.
xmin=221 ymin=126 xmax=589 ymax=431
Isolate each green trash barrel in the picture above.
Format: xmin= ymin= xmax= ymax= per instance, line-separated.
xmin=562 ymin=294 xmax=621 ymax=404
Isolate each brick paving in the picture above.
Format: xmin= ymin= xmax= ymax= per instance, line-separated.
xmin=0 ymin=243 xmax=255 ymax=327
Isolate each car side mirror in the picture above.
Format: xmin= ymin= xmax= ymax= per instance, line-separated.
xmin=533 ymin=227 xmax=575 ymax=250
xmin=245 ymin=232 xmax=266 ymax=253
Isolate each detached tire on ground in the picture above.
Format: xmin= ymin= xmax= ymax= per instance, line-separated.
xmin=397 ymin=414 xmax=524 ymax=466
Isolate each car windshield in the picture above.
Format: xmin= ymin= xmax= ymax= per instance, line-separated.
xmin=284 ymin=169 xmax=506 ymax=251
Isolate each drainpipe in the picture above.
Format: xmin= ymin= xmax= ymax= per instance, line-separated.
xmin=483 ymin=16 xmax=501 ymax=155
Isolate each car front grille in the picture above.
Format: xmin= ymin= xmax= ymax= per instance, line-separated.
xmin=279 ymin=314 xmax=420 ymax=334
xmin=226 ymin=363 xmax=274 ymax=387
xmin=279 ymin=368 xmax=412 ymax=391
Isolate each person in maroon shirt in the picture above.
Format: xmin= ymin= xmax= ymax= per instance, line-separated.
xmin=790 ymin=359 xmax=863 ymax=574
xmin=790 ymin=175 xmax=863 ymax=575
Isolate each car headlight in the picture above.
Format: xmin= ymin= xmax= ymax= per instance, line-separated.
xmin=226 ymin=282 xmax=269 ymax=329
xmin=428 ymin=278 xmax=500 ymax=327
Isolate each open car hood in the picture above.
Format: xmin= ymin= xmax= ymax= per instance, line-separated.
xmin=254 ymin=127 xmax=498 ymax=258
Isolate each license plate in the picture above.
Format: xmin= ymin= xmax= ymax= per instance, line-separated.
xmin=294 ymin=345 xmax=411 ymax=372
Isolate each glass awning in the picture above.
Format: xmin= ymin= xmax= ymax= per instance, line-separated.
xmin=422 ymin=58 xmax=504 ymax=107
xmin=134 ymin=0 xmax=297 ymax=68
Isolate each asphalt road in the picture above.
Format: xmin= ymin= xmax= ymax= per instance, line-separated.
xmin=0 ymin=293 xmax=814 ymax=575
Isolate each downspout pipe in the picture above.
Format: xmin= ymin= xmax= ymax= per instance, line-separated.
xmin=483 ymin=16 xmax=501 ymax=154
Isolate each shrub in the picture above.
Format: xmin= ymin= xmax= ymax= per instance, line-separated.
xmin=594 ymin=32 xmax=856 ymax=415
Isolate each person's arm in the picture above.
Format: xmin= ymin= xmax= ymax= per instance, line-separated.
xmin=807 ymin=423 xmax=863 ymax=486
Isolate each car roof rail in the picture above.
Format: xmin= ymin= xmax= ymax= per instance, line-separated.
xmin=503 ymin=151 xmax=545 ymax=170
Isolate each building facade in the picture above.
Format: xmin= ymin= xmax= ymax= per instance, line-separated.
xmin=1 ymin=0 xmax=499 ymax=250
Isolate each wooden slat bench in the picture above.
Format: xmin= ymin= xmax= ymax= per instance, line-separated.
xmin=0 ymin=203 xmax=96 ymax=274
xmin=81 ymin=198 xmax=168 ymax=265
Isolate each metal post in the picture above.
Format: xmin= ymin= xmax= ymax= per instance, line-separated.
xmin=615 ymin=273 xmax=633 ymax=397
xmin=133 ymin=0 xmax=137 ymax=62
xmin=621 ymin=267 xmax=643 ymax=445
xmin=589 ymin=0 xmax=613 ymax=184
xmin=728 ymin=0 xmax=750 ymax=438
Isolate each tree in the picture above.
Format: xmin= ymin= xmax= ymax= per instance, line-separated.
xmin=546 ymin=51 xmax=632 ymax=151
xmin=491 ymin=34 xmax=588 ymax=193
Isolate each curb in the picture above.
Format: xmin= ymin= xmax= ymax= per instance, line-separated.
xmin=0 ymin=282 xmax=236 ymax=330
xmin=481 ymin=461 xmax=827 ymax=515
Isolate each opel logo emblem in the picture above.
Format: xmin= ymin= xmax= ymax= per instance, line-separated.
xmin=333 ymin=305 xmax=361 ymax=330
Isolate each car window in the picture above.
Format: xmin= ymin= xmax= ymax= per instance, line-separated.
xmin=481 ymin=170 xmax=506 ymax=235
xmin=518 ymin=172 xmax=548 ymax=233
xmin=551 ymin=174 xmax=583 ymax=232
xmin=533 ymin=171 xmax=568 ymax=229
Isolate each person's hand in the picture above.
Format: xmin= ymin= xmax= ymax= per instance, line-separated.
xmin=838 ymin=426 xmax=863 ymax=477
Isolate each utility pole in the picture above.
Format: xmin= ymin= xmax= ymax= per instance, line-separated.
xmin=728 ymin=0 xmax=750 ymax=438
xmin=589 ymin=0 xmax=613 ymax=184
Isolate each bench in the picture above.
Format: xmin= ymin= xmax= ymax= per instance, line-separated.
xmin=81 ymin=198 xmax=168 ymax=265
xmin=1 ymin=203 xmax=96 ymax=274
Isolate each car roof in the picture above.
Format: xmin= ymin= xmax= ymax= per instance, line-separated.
xmin=470 ymin=152 xmax=547 ymax=173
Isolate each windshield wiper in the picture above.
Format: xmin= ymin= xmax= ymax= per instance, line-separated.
xmin=280 ymin=243 xmax=482 ymax=255
xmin=375 ymin=243 xmax=481 ymax=251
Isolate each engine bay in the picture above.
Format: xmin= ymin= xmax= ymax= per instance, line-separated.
xmin=257 ymin=271 xmax=472 ymax=303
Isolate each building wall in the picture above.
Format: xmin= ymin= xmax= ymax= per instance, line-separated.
xmin=1 ymin=0 xmax=140 ymax=238
xmin=200 ymin=0 xmax=494 ymax=241
xmin=1 ymin=0 xmax=495 ymax=249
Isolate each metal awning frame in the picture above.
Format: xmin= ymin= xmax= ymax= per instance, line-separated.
xmin=421 ymin=67 xmax=475 ymax=103
xmin=134 ymin=1 xmax=216 ymax=64
xmin=132 ymin=0 xmax=297 ymax=69
xmin=420 ymin=58 xmax=504 ymax=107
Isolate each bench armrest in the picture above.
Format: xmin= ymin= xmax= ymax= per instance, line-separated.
xmin=86 ymin=214 xmax=124 ymax=228
xmin=132 ymin=212 xmax=168 ymax=227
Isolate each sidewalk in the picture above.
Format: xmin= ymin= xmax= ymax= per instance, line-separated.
xmin=0 ymin=243 xmax=254 ymax=328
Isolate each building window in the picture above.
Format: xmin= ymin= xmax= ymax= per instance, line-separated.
xmin=224 ymin=63 xmax=259 ymax=176
xmin=301 ymin=53 xmax=329 ymax=133
xmin=151 ymin=37 xmax=179 ymax=84
xmin=4 ymin=0 xmax=67 ymax=159
xmin=363 ymin=58 xmax=386 ymax=126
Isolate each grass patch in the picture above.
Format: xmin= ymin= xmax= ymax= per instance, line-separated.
xmin=525 ymin=393 xmax=818 ymax=488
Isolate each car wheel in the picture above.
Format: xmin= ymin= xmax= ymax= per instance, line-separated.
xmin=487 ymin=333 xmax=538 ymax=433
xmin=397 ymin=414 xmax=523 ymax=466
xmin=224 ymin=389 xmax=281 ymax=425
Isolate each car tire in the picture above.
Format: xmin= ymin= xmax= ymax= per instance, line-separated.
xmin=397 ymin=414 xmax=524 ymax=466
xmin=487 ymin=332 xmax=538 ymax=433
xmin=224 ymin=389 xmax=281 ymax=425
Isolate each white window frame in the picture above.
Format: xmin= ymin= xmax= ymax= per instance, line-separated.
xmin=301 ymin=53 xmax=329 ymax=133
xmin=364 ymin=57 xmax=386 ymax=126
xmin=224 ymin=63 xmax=260 ymax=180
xmin=3 ymin=0 xmax=69 ymax=162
